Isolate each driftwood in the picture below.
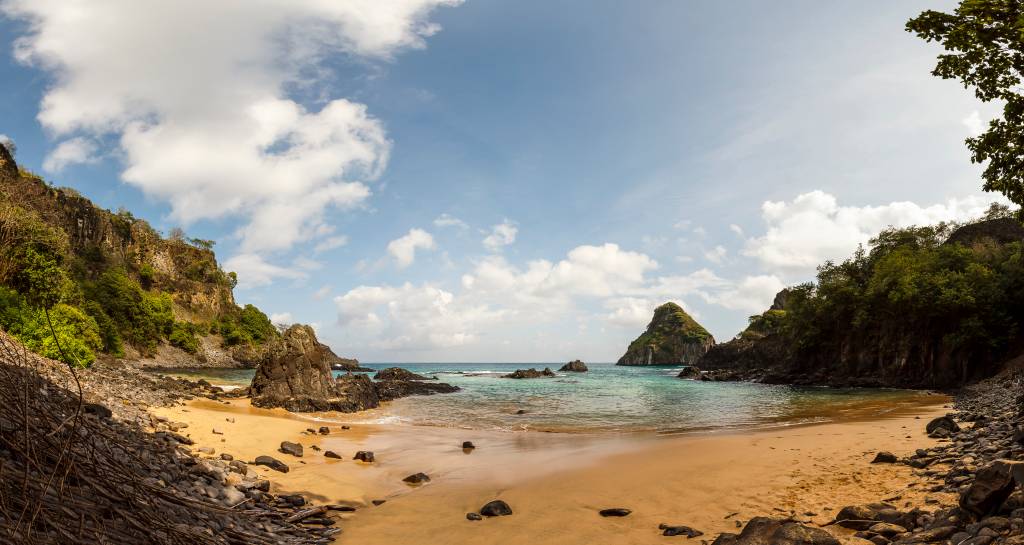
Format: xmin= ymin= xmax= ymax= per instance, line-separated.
xmin=0 ymin=331 xmax=329 ymax=544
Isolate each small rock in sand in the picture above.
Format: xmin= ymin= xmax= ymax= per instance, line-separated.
xmin=659 ymin=524 xmax=702 ymax=537
xmin=279 ymin=441 xmax=303 ymax=457
xmin=403 ymin=472 xmax=431 ymax=484
xmin=599 ymin=508 xmax=632 ymax=517
xmin=354 ymin=451 xmax=375 ymax=463
xmin=480 ymin=500 xmax=513 ymax=517
xmin=372 ymin=500 xmax=387 ymax=506
xmin=466 ymin=512 xmax=482 ymax=521
xmin=319 ymin=426 xmax=330 ymax=435
xmin=253 ymin=455 xmax=289 ymax=473
xmin=462 ymin=441 xmax=476 ymax=450
xmin=871 ymin=451 xmax=898 ymax=464
xmin=197 ymin=447 xmax=215 ymax=455
xmin=324 ymin=451 xmax=342 ymax=459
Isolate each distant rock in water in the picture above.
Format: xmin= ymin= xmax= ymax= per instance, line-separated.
xmin=677 ymin=366 xmax=702 ymax=379
xmin=373 ymin=367 xmax=459 ymax=401
xmin=617 ymin=302 xmax=714 ymax=366
xmin=503 ymin=368 xmax=556 ymax=379
xmin=559 ymin=360 xmax=588 ymax=372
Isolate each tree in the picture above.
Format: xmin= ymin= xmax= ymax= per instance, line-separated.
xmin=907 ymin=2 xmax=1024 ymax=209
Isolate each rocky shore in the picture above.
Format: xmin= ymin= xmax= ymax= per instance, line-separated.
xmin=704 ymin=370 xmax=1024 ymax=544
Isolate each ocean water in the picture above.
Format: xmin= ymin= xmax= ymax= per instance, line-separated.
xmin=162 ymin=363 xmax=940 ymax=435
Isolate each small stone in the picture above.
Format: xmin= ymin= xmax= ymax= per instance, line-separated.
xmin=253 ymin=455 xmax=289 ymax=473
xmin=467 ymin=512 xmax=483 ymax=521
xmin=480 ymin=500 xmax=513 ymax=517
xmin=871 ymin=451 xmax=898 ymax=464
xmin=660 ymin=524 xmax=702 ymax=537
xmin=324 ymin=451 xmax=342 ymax=459
xmin=403 ymin=472 xmax=431 ymax=484
xmin=279 ymin=441 xmax=303 ymax=457
xmin=197 ymin=447 xmax=215 ymax=455
xmin=212 ymin=428 xmax=223 ymax=435
xmin=599 ymin=508 xmax=632 ymax=517
xmin=319 ymin=426 xmax=330 ymax=435
xmin=462 ymin=441 xmax=476 ymax=450
xmin=220 ymin=453 xmax=233 ymax=461
xmin=372 ymin=500 xmax=386 ymax=506
xmin=353 ymin=451 xmax=374 ymax=463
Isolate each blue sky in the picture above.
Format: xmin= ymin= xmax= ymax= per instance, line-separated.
xmin=0 ymin=1 xmax=1003 ymax=362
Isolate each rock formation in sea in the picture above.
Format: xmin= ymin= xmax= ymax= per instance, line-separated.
xmin=616 ymin=302 xmax=715 ymax=366
xmin=559 ymin=360 xmax=588 ymax=372
xmin=502 ymin=368 xmax=556 ymax=379
xmin=373 ymin=367 xmax=460 ymax=401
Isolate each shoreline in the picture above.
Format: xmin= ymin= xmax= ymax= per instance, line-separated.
xmin=153 ymin=393 xmax=953 ymax=544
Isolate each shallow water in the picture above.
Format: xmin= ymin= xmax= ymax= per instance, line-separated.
xmin=159 ymin=362 xmax=941 ymax=434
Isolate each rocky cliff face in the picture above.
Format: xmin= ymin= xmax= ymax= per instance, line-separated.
xmin=617 ymin=302 xmax=715 ymax=366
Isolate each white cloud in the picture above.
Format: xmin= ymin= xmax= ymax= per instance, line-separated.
xmin=2 ymin=0 xmax=460 ymax=260
xmin=42 ymin=137 xmax=99 ymax=172
xmin=334 ymin=283 xmax=500 ymax=350
xmin=313 ymin=285 xmax=333 ymax=300
xmin=963 ymin=110 xmax=985 ymax=137
xmin=0 ymin=134 xmax=14 ymax=156
xmin=482 ymin=219 xmax=518 ymax=251
xmin=269 ymin=312 xmax=293 ymax=325
xmin=729 ymin=224 xmax=744 ymax=237
xmin=704 ymin=245 xmax=727 ymax=264
xmin=387 ymin=228 xmax=436 ymax=268
xmin=223 ymin=253 xmax=308 ymax=289
xmin=704 ymin=275 xmax=786 ymax=313
xmin=604 ymin=297 xmax=658 ymax=328
xmin=743 ymin=190 xmax=994 ymax=273
xmin=314 ymin=235 xmax=349 ymax=253
xmin=433 ymin=213 xmax=468 ymax=229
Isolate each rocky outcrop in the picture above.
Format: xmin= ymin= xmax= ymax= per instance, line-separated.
xmin=617 ymin=302 xmax=715 ymax=366
xmin=559 ymin=360 xmax=588 ymax=372
xmin=943 ymin=217 xmax=1024 ymax=247
xmin=251 ymin=342 xmax=457 ymax=412
xmin=373 ymin=367 xmax=459 ymax=401
xmin=249 ymin=325 xmax=376 ymax=412
xmin=502 ymin=368 xmax=556 ymax=379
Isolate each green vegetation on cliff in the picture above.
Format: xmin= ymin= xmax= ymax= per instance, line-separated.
xmin=715 ymin=206 xmax=1024 ymax=387
xmin=0 ymin=142 xmax=276 ymax=366
xmin=618 ymin=302 xmax=713 ymax=365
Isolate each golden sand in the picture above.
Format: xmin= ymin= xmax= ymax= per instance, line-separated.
xmin=153 ymin=396 xmax=953 ymax=545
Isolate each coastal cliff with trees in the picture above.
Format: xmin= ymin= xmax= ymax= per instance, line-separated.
xmin=701 ymin=208 xmax=1024 ymax=388
xmin=0 ymin=141 xmax=282 ymax=368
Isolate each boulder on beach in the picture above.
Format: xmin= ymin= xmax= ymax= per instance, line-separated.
xmin=559 ymin=360 xmax=588 ymax=372
xmin=279 ymin=441 xmax=303 ymax=457
xmin=617 ymin=302 xmax=715 ymax=366
xmin=253 ymin=455 xmax=289 ymax=473
xmin=480 ymin=500 xmax=513 ymax=517
xmin=715 ymin=517 xmax=839 ymax=545
xmin=249 ymin=325 xmax=380 ymax=413
xmin=502 ymin=368 xmax=556 ymax=379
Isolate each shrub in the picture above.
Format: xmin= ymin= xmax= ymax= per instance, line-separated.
xmin=86 ymin=269 xmax=174 ymax=353
xmin=169 ymin=322 xmax=200 ymax=354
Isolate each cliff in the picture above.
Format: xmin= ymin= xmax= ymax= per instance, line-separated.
xmin=617 ymin=302 xmax=715 ymax=366
xmin=702 ymin=218 xmax=1024 ymax=389
xmin=0 ymin=140 xmax=359 ymax=369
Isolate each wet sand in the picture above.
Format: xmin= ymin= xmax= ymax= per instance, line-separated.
xmin=153 ymin=396 xmax=954 ymax=545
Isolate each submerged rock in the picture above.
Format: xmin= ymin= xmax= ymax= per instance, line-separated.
xmin=373 ymin=368 xmax=460 ymax=401
xmin=559 ymin=360 xmax=588 ymax=372
xmin=617 ymin=302 xmax=715 ymax=366
xmin=373 ymin=367 xmax=430 ymax=381
xmin=502 ymin=368 xmax=556 ymax=379
xmin=677 ymin=366 xmax=702 ymax=379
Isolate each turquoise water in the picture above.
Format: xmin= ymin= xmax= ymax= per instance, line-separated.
xmin=162 ymin=363 xmax=939 ymax=435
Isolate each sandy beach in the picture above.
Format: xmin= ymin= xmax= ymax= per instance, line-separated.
xmin=152 ymin=395 xmax=954 ymax=545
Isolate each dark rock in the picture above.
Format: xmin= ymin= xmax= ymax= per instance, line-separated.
xmin=462 ymin=441 xmax=475 ymax=450
xmin=660 ymin=524 xmax=703 ymax=537
xmin=599 ymin=508 xmax=632 ymax=517
xmin=324 ymin=451 xmax=342 ymax=459
xmin=279 ymin=441 xmax=303 ymax=457
xmin=83 ymin=403 xmax=113 ymax=419
xmin=926 ymin=416 xmax=960 ymax=436
xmin=372 ymin=500 xmax=386 ymax=506
xmin=353 ymin=451 xmax=374 ymax=463
xmin=871 ymin=451 xmax=898 ymax=464
xmin=253 ymin=455 xmax=289 ymax=473
xmin=318 ymin=426 xmax=330 ymax=435
xmin=677 ymin=366 xmax=702 ymax=379
xmin=944 ymin=217 xmax=1024 ymax=247
xmin=721 ymin=517 xmax=839 ymax=545
xmin=960 ymin=460 xmax=1024 ymax=517
xmin=373 ymin=367 xmax=430 ymax=381
xmin=480 ymin=500 xmax=513 ymax=517
xmin=466 ymin=512 xmax=483 ymax=521
xmin=403 ymin=472 xmax=430 ymax=484
xmin=502 ymin=368 xmax=556 ymax=379
xmin=250 ymin=325 xmax=381 ymax=412
xmin=559 ymin=360 xmax=588 ymax=372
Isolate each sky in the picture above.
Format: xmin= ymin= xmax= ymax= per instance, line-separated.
xmin=0 ymin=1 xmax=1006 ymax=362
